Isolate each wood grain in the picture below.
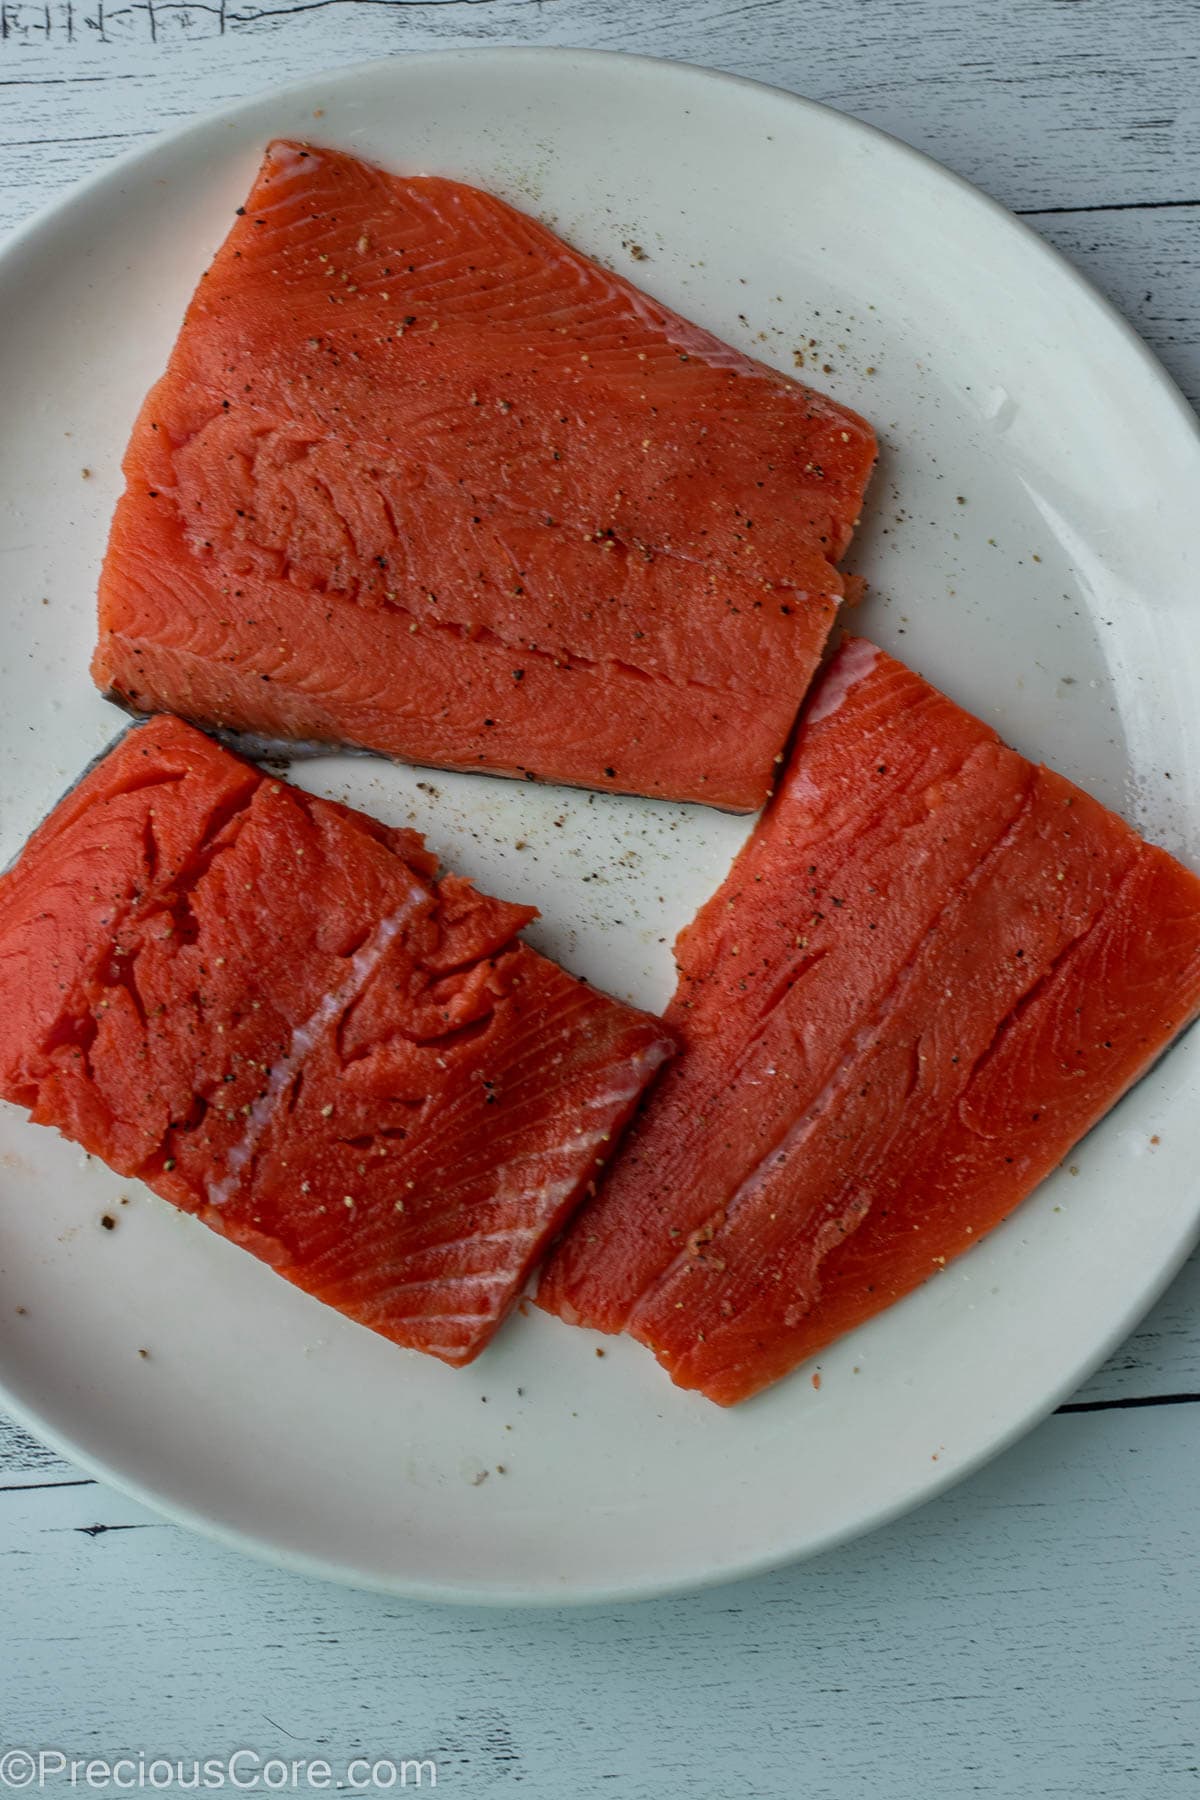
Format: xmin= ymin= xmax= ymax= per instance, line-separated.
xmin=1 ymin=0 xmax=1198 ymax=218
xmin=1 ymin=3 xmax=1199 ymax=1791
xmin=2 ymin=1403 xmax=1197 ymax=1798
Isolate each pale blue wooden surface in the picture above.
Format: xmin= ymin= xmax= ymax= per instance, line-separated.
xmin=2 ymin=3 xmax=1199 ymax=1795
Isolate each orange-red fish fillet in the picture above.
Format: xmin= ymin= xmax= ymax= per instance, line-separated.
xmin=92 ymin=141 xmax=876 ymax=810
xmin=0 ymin=717 xmax=673 ymax=1365
xmin=538 ymin=640 xmax=1200 ymax=1402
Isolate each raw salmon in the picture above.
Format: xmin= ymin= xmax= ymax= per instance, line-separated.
xmin=0 ymin=716 xmax=672 ymax=1366
xmin=92 ymin=141 xmax=876 ymax=811
xmin=538 ymin=639 xmax=1200 ymax=1404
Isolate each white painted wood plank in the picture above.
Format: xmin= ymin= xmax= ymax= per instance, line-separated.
xmin=0 ymin=10 xmax=1198 ymax=1786
xmin=1 ymin=17 xmax=1196 ymax=409
xmin=0 ymin=0 xmax=1197 ymax=225
xmin=1030 ymin=203 xmax=1200 ymax=410
xmin=0 ymin=1411 xmax=71 ymax=1475
xmin=1073 ymin=1251 xmax=1200 ymax=1403
xmin=2 ymin=1402 xmax=1197 ymax=1799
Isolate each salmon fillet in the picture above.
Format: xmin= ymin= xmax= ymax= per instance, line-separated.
xmin=538 ymin=639 xmax=1200 ymax=1403
xmin=92 ymin=140 xmax=877 ymax=811
xmin=0 ymin=717 xmax=673 ymax=1366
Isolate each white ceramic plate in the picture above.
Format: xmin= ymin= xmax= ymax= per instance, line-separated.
xmin=0 ymin=49 xmax=1197 ymax=1605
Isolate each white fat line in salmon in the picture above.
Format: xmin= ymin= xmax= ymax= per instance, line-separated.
xmin=804 ymin=639 xmax=880 ymax=727
xmin=622 ymin=284 xmax=778 ymax=380
xmin=625 ymin=781 xmax=1043 ymax=1322
xmin=490 ymin=1043 xmax=673 ymax=1202
xmin=206 ymin=884 xmax=427 ymax=1208
xmin=327 ymin=1041 xmax=674 ymax=1340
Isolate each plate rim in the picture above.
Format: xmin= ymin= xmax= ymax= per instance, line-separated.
xmin=1 ymin=42 xmax=1198 ymax=1607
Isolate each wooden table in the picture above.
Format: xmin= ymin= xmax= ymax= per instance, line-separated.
xmin=2 ymin=5 xmax=1198 ymax=1794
